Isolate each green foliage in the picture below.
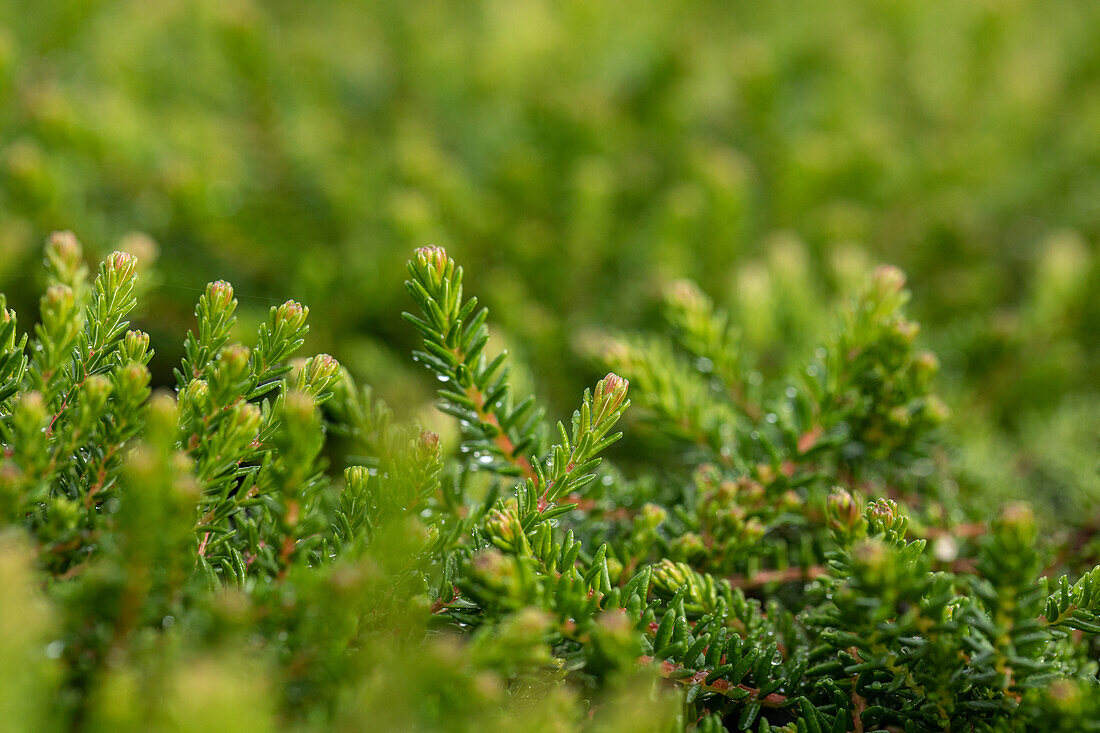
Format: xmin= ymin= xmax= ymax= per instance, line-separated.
xmin=2 ymin=238 xmax=1098 ymax=731
xmin=1 ymin=3 xmax=1098 ymax=550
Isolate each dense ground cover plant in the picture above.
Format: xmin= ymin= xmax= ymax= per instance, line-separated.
xmin=2 ymin=235 xmax=1098 ymax=731
xmin=2 ymin=2 xmax=1099 ymax=548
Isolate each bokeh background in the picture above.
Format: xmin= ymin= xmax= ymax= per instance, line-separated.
xmin=1 ymin=1 xmax=1097 ymax=525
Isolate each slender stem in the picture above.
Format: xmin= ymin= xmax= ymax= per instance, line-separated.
xmin=639 ymin=656 xmax=788 ymax=707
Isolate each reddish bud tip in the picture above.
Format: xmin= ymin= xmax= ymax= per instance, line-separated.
xmin=124 ymin=330 xmax=150 ymax=354
xmin=207 ymin=280 xmax=236 ymax=310
xmin=893 ymin=319 xmax=920 ymax=341
xmin=923 ymin=395 xmax=951 ymax=424
xmin=233 ymin=401 xmax=263 ymax=432
xmin=81 ymin=374 xmax=113 ymax=402
xmin=415 ymin=245 xmax=449 ymax=277
xmin=1047 ymin=679 xmax=1082 ymax=708
xmin=999 ymin=502 xmax=1035 ymax=530
xmin=276 ymin=300 xmax=308 ymax=327
xmin=872 ymin=264 xmax=906 ymax=294
xmin=214 ymin=346 xmax=249 ymax=385
xmin=44 ymin=284 xmax=74 ymax=309
xmin=117 ymin=361 xmax=151 ymax=391
xmin=46 ymin=230 xmax=82 ymax=263
xmin=666 ymin=278 xmax=708 ymax=311
xmin=868 ymin=498 xmax=899 ymax=526
xmin=106 ymin=250 xmax=138 ymax=279
xmin=851 ymin=538 xmax=889 ymax=571
xmin=419 ymin=430 xmax=441 ymax=454
xmin=184 ymin=378 xmax=210 ymax=404
xmin=639 ymin=502 xmax=667 ymax=529
xmin=914 ymin=350 xmax=939 ymax=374
xmin=594 ymin=371 xmax=628 ymax=408
xmin=827 ymin=487 xmax=864 ymax=530
xmin=283 ymin=390 xmax=318 ymax=424
xmin=17 ymin=391 xmax=47 ymax=421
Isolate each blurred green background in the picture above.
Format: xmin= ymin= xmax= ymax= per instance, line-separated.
xmin=1 ymin=1 xmax=1097 ymax=524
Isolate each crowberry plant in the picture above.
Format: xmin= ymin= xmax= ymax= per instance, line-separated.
xmin=0 ymin=234 xmax=1097 ymax=732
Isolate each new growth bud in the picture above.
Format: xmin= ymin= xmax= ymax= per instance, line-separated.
xmin=180 ymin=379 xmax=211 ymax=417
xmin=45 ymin=230 xmax=84 ymax=284
xmin=81 ymin=374 xmax=113 ymax=406
xmin=344 ymin=466 xmax=370 ymax=495
xmin=468 ymin=549 xmax=518 ymax=595
xmin=296 ymin=353 xmax=341 ymax=397
xmin=922 ymin=395 xmax=951 ymax=425
xmin=47 ymin=230 xmax=82 ymax=265
xmin=850 ymin=537 xmax=889 ymax=575
xmin=419 ymin=430 xmax=441 ymax=457
xmin=41 ymin=284 xmax=76 ymax=333
xmin=145 ymin=391 xmax=180 ymax=443
xmin=75 ymin=376 xmax=113 ymax=432
xmin=1047 ymin=679 xmax=1083 ymax=712
xmin=827 ymin=487 xmax=864 ymax=532
xmin=14 ymin=391 xmax=48 ymax=432
xmin=742 ymin=518 xmax=766 ymax=543
xmin=282 ymin=390 xmax=319 ymax=432
xmin=105 ymin=250 xmax=138 ymax=281
xmin=275 ymin=300 xmax=308 ymax=330
xmin=593 ymin=372 xmax=629 ymax=421
xmin=872 ymin=265 xmax=906 ymax=296
xmin=638 ymin=502 xmax=667 ymax=532
xmin=219 ymin=343 xmax=251 ymax=372
xmin=888 ymin=405 xmax=911 ymax=429
xmin=1000 ymin=501 xmax=1034 ymax=528
xmin=44 ymin=283 xmax=74 ymax=311
xmin=867 ymin=498 xmax=899 ymax=526
xmin=671 ymin=532 xmax=706 ymax=560
xmin=114 ymin=361 xmax=152 ymax=401
xmin=651 ymin=559 xmax=692 ymax=593
xmin=414 ymin=245 xmax=449 ymax=278
xmin=484 ymin=500 xmax=524 ymax=551
xmin=211 ymin=344 xmax=251 ymax=402
xmin=665 ymin=278 xmax=709 ymax=312
xmin=914 ymin=350 xmax=939 ymax=379
xmin=126 ymin=330 xmax=149 ymax=351
xmin=206 ymin=280 xmax=236 ymax=312
xmin=995 ymin=501 xmax=1038 ymax=548
xmin=892 ymin=318 xmax=919 ymax=343
xmin=230 ymin=401 xmax=263 ymax=437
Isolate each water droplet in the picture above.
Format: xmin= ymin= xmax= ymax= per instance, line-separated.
xmin=45 ymin=641 xmax=64 ymax=659
xmin=477 ymin=453 xmax=494 ymax=465
xmin=806 ymin=365 xmax=819 ymax=377
xmin=435 ymin=374 xmax=450 ymax=383
xmin=784 ymin=387 xmax=797 ymax=399
xmin=765 ymin=413 xmax=778 ymax=424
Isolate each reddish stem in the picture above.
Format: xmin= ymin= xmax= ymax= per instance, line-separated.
xmin=640 ymin=656 xmax=787 ymax=707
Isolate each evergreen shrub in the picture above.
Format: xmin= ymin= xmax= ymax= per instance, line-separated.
xmin=1 ymin=234 xmax=1098 ymax=731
